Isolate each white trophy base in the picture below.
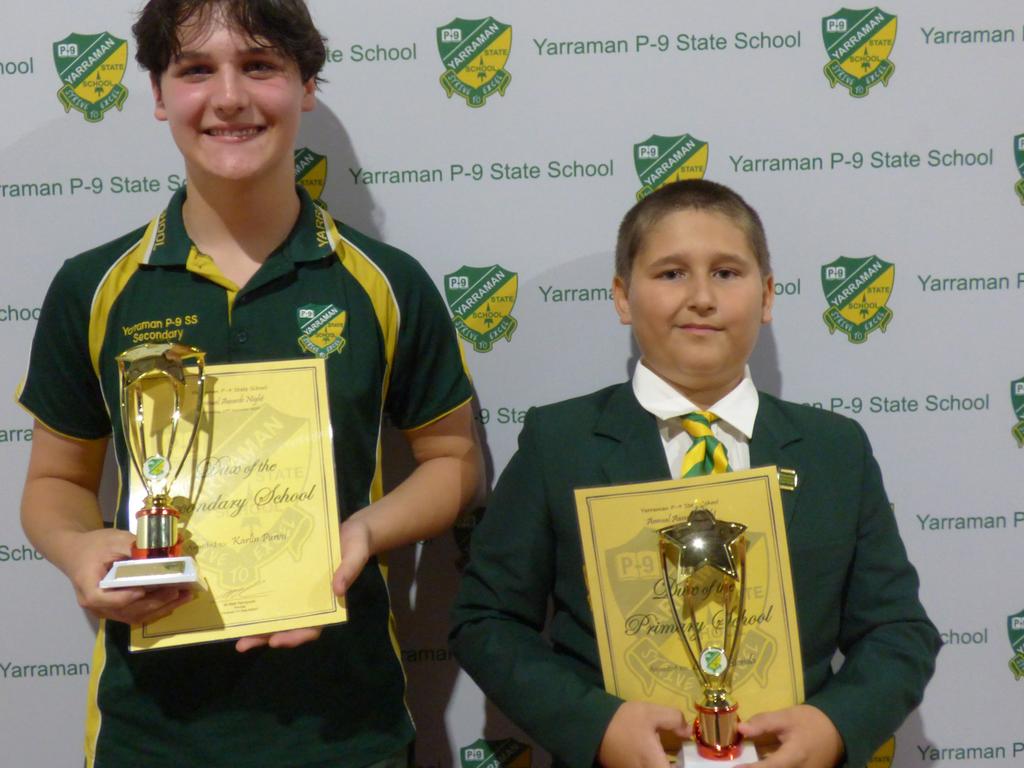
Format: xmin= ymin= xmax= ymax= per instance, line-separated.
xmin=677 ymin=739 xmax=758 ymax=766
xmin=99 ymin=556 xmax=205 ymax=590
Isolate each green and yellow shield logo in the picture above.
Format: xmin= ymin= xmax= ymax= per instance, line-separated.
xmin=53 ymin=32 xmax=129 ymax=122
xmin=821 ymin=256 xmax=895 ymax=343
xmin=1008 ymin=609 xmax=1024 ymax=680
xmin=445 ymin=266 xmax=518 ymax=352
xmin=437 ymin=17 xmax=512 ymax=108
xmin=460 ymin=738 xmax=531 ymax=768
xmin=633 ymin=134 xmax=709 ymax=201
xmin=822 ymin=8 xmax=897 ymax=98
xmin=294 ymin=148 xmax=328 ymax=208
xmin=1014 ymin=134 xmax=1024 ymax=205
xmin=297 ymin=303 xmax=347 ymax=358
xmin=1011 ymin=378 xmax=1024 ymax=447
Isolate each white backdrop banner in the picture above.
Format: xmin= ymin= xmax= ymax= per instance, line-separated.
xmin=1 ymin=2 xmax=1022 ymax=767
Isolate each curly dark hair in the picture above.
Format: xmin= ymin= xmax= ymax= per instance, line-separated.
xmin=133 ymin=0 xmax=327 ymax=83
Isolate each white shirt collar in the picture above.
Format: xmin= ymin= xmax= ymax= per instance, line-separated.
xmin=631 ymin=361 xmax=759 ymax=439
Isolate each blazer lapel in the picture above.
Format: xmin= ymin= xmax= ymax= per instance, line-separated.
xmin=749 ymin=394 xmax=803 ymax=527
xmin=594 ymin=383 xmax=671 ymax=485
xmin=589 ymin=386 xmax=801 ymax=525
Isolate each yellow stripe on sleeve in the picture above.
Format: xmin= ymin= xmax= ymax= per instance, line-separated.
xmin=323 ymin=212 xmax=401 ymax=504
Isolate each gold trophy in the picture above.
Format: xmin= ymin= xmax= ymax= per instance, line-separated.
xmin=100 ymin=343 xmax=207 ymax=590
xmin=659 ymin=506 xmax=753 ymax=764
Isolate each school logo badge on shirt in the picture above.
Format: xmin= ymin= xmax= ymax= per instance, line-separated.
xmin=52 ymin=32 xmax=129 ymax=122
xmin=1008 ymin=609 xmax=1024 ymax=680
xmin=820 ymin=256 xmax=895 ymax=344
xmin=444 ymin=266 xmax=518 ymax=352
xmin=297 ymin=304 xmax=347 ymax=358
xmin=1013 ymin=134 xmax=1024 ymax=205
xmin=1011 ymin=378 xmax=1024 ymax=447
xmin=460 ymin=738 xmax=531 ymax=768
xmin=295 ymin=148 xmax=328 ymax=208
xmin=821 ymin=8 xmax=897 ymax=98
xmin=633 ymin=134 xmax=708 ymax=201
xmin=437 ymin=17 xmax=512 ymax=108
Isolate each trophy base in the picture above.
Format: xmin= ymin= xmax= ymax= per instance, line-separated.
xmin=678 ymin=739 xmax=758 ymax=766
xmin=99 ymin=556 xmax=205 ymax=590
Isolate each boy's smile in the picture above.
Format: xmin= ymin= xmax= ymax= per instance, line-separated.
xmin=152 ymin=12 xmax=315 ymax=186
xmin=613 ymin=208 xmax=774 ymax=408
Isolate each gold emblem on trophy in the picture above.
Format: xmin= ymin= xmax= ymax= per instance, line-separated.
xmin=659 ymin=506 xmax=750 ymax=762
xmin=100 ymin=343 xmax=207 ymax=589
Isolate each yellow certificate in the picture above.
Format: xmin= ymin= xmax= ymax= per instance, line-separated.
xmin=575 ymin=467 xmax=803 ymax=715
xmin=128 ymin=358 xmax=346 ymax=651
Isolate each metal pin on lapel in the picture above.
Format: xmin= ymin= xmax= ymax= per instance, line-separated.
xmin=777 ymin=468 xmax=798 ymax=492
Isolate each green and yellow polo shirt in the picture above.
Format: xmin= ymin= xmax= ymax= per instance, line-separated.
xmin=19 ymin=187 xmax=472 ymax=768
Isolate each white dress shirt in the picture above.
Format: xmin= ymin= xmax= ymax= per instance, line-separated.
xmin=631 ymin=361 xmax=760 ymax=478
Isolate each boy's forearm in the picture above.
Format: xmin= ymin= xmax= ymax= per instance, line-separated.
xmin=807 ymin=616 xmax=940 ymax=768
xmin=348 ymin=447 xmax=481 ymax=554
xmin=808 ymin=424 xmax=941 ymax=767
xmin=352 ymin=402 xmax=480 ymax=553
xmin=22 ymin=476 xmax=105 ymax=573
xmin=21 ymin=423 xmax=108 ymax=576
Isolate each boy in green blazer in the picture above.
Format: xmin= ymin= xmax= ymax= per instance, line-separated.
xmin=450 ymin=180 xmax=939 ymax=768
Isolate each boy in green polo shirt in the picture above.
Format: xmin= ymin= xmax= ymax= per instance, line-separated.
xmin=19 ymin=2 xmax=481 ymax=767
xmin=450 ymin=179 xmax=939 ymax=768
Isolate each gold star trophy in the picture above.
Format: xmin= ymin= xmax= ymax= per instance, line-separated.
xmin=100 ymin=343 xmax=207 ymax=590
xmin=659 ymin=507 xmax=753 ymax=763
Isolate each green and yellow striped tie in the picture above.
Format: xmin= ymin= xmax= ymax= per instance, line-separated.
xmin=680 ymin=411 xmax=731 ymax=477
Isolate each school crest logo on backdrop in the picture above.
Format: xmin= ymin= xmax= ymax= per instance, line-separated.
xmin=437 ymin=17 xmax=512 ymax=108
xmin=1011 ymin=378 xmax=1024 ymax=447
xmin=633 ymin=134 xmax=708 ymax=200
xmin=297 ymin=304 xmax=347 ymax=358
xmin=820 ymin=256 xmax=895 ymax=343
xmin=294 ymin=148 xmax=328 ymax=208
xmin=1008 ymin=609 xmax=1024 ymax=680
xmin=53 ymin=32 xmax=129 ymax=122
xmin=1013 ymin=134 xmax=1024 ymax=205
xmin=821 ymin=8 xmax=897 ymax=97
xmin=460 ymin=738 xmax=531 ymax=768
xmin=445 ymin=266 xmax=518 ymax=352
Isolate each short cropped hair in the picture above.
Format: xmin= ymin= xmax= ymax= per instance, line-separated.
xmin=615 ymin=179 xmax=771 ymax=281
xmin=133 ymin=0 xmax=327 ymax=83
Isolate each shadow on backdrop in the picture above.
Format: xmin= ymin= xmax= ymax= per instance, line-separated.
xmin=299 ymin=99 xmax=382 ymax=239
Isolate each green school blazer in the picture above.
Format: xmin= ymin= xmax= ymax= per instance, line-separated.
xmin=451 ymin=383 xmax=940 ymax=768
